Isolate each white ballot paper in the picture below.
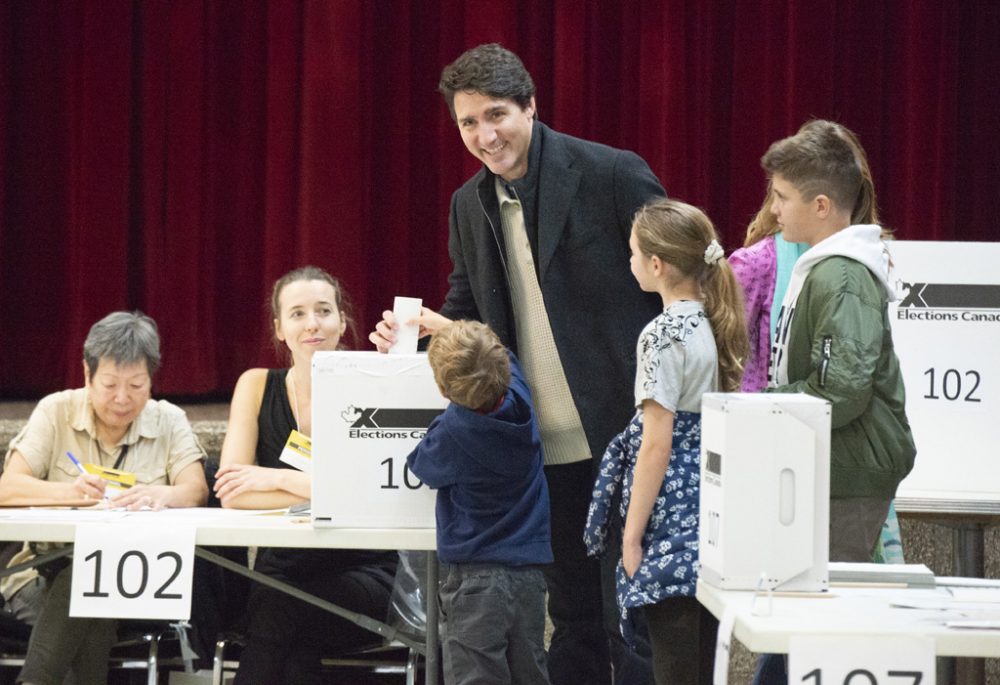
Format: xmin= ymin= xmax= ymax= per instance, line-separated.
xmin=390 ymin=296 xmax=422 ymax=355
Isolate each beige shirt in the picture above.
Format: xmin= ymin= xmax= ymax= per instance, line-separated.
xmin=1 ymin=388 xmax=206 ymax=598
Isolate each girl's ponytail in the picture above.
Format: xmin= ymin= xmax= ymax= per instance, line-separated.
xmin=743 ymin=182 xmax=780 ymax=248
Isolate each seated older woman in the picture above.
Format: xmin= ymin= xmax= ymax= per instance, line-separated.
xmin=0 ymin=310 xmax=208 ymax=685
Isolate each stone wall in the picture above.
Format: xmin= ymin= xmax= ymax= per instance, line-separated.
xmin=0 ymin=419 xmax=228 ymax=472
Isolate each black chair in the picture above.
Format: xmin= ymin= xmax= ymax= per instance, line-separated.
xmin=0 ymin=540 xmax=31 ymax=685
xmin=0 ymin=613 xmax=31 ymax=685
xmin=210 ymin=635 xmax=420 ymax=685
xmin=108 ymin=621 xmax=196 ymax=685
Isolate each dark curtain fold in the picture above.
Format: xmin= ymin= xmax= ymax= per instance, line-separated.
xmin=1 ymin=0 xmax=997 ymax=397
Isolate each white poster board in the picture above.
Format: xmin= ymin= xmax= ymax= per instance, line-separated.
xmin=889 ymin=241 xmax=1000 ymax=510
xmin=70 ymin=523 xmax=196 ymax=620
xmin=311 ymin=351 xmax=446 ymax=528
xmin=789 ymin=635 xmax=935 ymax=685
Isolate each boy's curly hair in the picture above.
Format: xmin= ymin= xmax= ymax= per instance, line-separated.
xmin=427 ymin=320 xmax=511 ymax=412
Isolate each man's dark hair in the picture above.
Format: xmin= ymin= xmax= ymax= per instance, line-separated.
xmin=438 ymin=43 xmax=536 ymax=120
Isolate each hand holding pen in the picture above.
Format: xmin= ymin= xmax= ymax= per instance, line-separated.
xmin=65 ymin=451 xmax=108 ymax=502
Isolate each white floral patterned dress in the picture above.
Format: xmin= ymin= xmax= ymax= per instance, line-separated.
xmin=584 ymin=300 xmax=718 ymax=643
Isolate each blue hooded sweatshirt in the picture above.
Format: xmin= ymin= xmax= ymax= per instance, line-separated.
xmin=406 ymin=357 xmax=553 ymax=566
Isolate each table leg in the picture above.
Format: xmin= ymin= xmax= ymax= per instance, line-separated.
xmin=424 ymin=552 xmax=439 ymax=685
xmin=951 ymin=523 xmax=986 ymax=685
xmin=953 ymin=524 xmax=985 ymax=578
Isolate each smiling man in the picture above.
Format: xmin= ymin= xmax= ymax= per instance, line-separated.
xmin=414 ymin=43 xmax=664 ymax=685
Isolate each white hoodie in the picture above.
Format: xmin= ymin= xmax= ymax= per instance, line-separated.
xmin=769 ymin=224 xmax=896 ymax=386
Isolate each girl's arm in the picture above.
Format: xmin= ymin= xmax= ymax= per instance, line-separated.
xmin=622 ymin=400 xmax=675 ymax=578
xmin=214 ymin=369 xmax=310 ymax=508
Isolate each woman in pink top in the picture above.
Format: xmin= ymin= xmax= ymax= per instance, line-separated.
xmin=728 ymin=191 xmax=807 ymax=392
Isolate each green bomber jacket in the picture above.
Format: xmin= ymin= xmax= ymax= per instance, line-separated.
xmin=768 ymin=255 xmax=916 ymax=498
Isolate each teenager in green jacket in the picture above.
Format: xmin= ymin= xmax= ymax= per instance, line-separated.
xmin=763 ymin=120 xmax=916 ymax=563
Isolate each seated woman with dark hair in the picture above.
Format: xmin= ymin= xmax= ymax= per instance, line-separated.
xmin=214 ymin=266 xmax=397 ymax=685
xmin=0 ymin=310 xmax=209 ymax=685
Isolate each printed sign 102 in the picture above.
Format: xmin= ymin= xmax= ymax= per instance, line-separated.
xmin=70 ymin=522 xmax=196 ymax=620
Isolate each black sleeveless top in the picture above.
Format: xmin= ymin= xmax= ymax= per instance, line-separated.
xmin=253 ymin=369 xmax=397 ymax=580
xmin=256 ymin=369 xmax=297 ymax=470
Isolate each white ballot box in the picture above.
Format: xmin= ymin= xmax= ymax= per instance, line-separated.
xmin=311 ymin=352 xmax=446 ymax=528
xmin=699 ymin=393 xmax=831 ymax=591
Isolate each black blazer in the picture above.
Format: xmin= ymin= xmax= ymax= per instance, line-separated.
xmin=440 ymin=121 xmax=665 ymax=461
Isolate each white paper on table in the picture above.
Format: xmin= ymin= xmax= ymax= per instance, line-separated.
xmin=948 ymin=587 xmax=1000 ymax=603
xmin=946 ymin=620 xmax=1000 ymax=629
xmin=889 ymin=597 xmax=1000 ymax=614
xmin=938 ymin=576 xmax=1000 ymax=589
xmin=390 ymin=296 xmax=422 ymax=355
xmin=1 ymin=509 xmax=130 ymax=522
xmin=134 ymin=507 xmax=271 ymax=518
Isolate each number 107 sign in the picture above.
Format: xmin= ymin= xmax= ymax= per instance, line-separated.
xmin=789 ymin=635 xmax=934 ymax=685
xmin=70 ymin=523 xmax=196 ymax=620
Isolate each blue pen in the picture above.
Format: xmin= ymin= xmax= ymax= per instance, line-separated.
xmin=67 ymin=451 xmax=107 ymax=501
xmin=65 ymin=451 xmax=85 ymax=474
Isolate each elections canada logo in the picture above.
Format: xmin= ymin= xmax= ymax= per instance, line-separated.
xmin=340 ymin=405 xmax=443 ymax=439
xmin=896 ymin=282 xmax=1000 ymax=322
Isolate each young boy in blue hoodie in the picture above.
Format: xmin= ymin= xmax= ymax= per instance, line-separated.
xmin=406 ymin=320 xmax=552 ymax=685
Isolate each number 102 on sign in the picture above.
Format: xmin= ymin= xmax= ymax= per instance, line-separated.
xmin=789 ymin=635 xmax=934 ymax=685
xmin=70 ymin=523 xmax=196 ymax=620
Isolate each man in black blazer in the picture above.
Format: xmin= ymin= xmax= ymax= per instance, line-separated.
xmin=372 ymin=44 xmax=664 ymax=684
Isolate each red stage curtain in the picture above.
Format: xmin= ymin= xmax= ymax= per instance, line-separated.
xmin=1 ymin=0 xmax=997 ymax=398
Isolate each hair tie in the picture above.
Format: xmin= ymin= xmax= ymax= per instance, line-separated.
xmin=704 ymin=239 xmax=724 ymax=265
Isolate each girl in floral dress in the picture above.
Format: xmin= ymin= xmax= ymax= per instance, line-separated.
xmin=585 ymin=199 xmax=747 ymax=685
